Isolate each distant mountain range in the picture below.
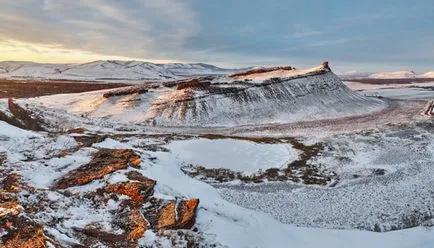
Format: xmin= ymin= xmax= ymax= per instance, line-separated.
xmin=339 ymin=70 xmax=434 ymax=80
xmin=0 ymin=60 xmax=242 ymax=81
xmin=1 ymin=60 xmax=433 ymax=81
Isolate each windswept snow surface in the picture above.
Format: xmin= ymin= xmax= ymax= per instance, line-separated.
xmin=144 ymin=144 xmax=434 ymax=248
xmin=165 ymin=138 xmax=299 ymax=174
xmin=0 ymin=111 xmax=433 ymax=247
xmin=217 ymin=122 xmax=434 ymax=233
xmin=0 ymin=120 xmax=37 ymax=138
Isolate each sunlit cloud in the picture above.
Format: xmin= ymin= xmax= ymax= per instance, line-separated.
xmin=0 ymin=39 xmax=179 ymax=64
xmin=0 ymin=0 xmax=198 ymax=61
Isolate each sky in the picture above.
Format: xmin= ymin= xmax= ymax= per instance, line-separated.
xmin=0 ymin=0 xmax=433 ymax=73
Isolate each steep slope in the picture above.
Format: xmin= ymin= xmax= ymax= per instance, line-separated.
xmin=0 ymin=60 xmax=239 ymax=81
xmin=31 ymin=62 xmax=386 ymax=127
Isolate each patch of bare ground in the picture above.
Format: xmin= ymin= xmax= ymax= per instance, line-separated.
xmin=0 ymin=78 xmax=130 ymax=98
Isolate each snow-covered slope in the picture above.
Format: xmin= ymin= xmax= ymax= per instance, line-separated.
xmin=30 ymin=62 xmax=386 ymax=127
xmin=0 ymin=60 xmax=240 ymax=81
xmin=368 ymin=70 xmax=417 ymax=79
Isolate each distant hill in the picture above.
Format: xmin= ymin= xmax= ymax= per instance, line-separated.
xmin=368 ymin=71 xmax=417 ymax=79
xmin=0 ymin=60 xmax=241 ymax=81
xmin=340 ymin=70 xmax=434 ymax=80
xmin=420 ymin=71 xmax=434 ymax=78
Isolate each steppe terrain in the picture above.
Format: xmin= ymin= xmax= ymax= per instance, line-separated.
xmin=0 ymin=61 xmax=433 ymax=247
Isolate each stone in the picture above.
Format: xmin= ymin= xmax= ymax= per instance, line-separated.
xmin=104 ymin=180 xmax=155 ymax=204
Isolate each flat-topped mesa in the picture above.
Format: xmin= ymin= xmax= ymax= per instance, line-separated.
xmin=55 ymin=61 xmax=385 ymax=127
xmin=143 ymin=61 xmax=385 ymax=126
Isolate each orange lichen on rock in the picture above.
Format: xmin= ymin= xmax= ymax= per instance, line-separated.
xmin=1 ymin=174 xmax=22 ymax=193
xmin=127 ymin=209 xmax=148 ymax=241
xmin=156 ymin=201 xmax=177 ymax=230
xmin=150 ymin=199 xmax=200 ymax=230
xmin=105 ymin=180 xmax=155 ymax=204
xmin=1 ymin=216 xmax=46 ymax=248
xmin=53 ymin=149 xmax=141 ymax=189
xmin=129 ymin=157 xmax=142 ymax=168
xmin=0 ymin=201 xmax=23 ymax=218
xmin=177 ymin=199 xmax=200 ymax=229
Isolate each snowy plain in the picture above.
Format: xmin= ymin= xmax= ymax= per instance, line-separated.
xmin=2 ymin=120 xmax=433 ymax=247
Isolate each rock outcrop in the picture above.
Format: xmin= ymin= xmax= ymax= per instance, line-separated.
xmin=0 ymin=98 xmax=45 ymax=131
xmin=53 ymin=149 xmax=141 ymax=189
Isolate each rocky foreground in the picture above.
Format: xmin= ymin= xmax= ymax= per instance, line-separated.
xmin=0 ymin=144 xmax=200 ymax=247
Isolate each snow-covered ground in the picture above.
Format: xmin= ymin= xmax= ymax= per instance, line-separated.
xmin=1 ymin=119 xmax=433 ymax=247
xmin=218 ymin=122 xmax=434 ymax=232
xmin=164 ymin=138 xmax=299 ymax=174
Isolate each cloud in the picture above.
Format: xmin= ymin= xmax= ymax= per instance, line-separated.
xmin=0 ymin=39 xmax=179 ymax=63
xmin=0 ymin=0 xmax=199 ymax=61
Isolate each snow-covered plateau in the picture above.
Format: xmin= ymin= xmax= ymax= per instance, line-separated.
xmin=0 ymin=61 xmax=433 ymax=247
